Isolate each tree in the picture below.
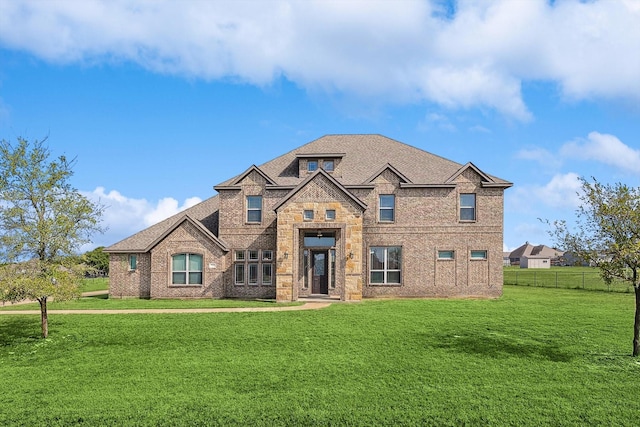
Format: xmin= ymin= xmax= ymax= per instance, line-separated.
xmin=0 ymin=137 xmax=104 ymax=337
xmin=82 ymin=246 xmax=109 ymax=275
xmin=546 ymin=177 xmax=640 ymax=356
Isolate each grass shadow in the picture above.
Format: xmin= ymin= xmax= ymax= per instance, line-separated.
xmin=0 ymin=316 xmax=41 ymax=346
xmin=85 ymin=293 xmax=108 ymax=300
xmin=429 ymin=332 xmax=574 ymax=362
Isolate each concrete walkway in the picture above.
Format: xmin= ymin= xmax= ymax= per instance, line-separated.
xmin=0 ymin=290 xmax=333 ymax=315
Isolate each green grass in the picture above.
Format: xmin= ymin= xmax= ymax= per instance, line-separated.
xmin=504 ymin=266 xmax=634 ymax=292
xmin=0 ymin=294 xmax=300 ymax=310
xmin=1 ymin=286 xmax=638 ymax=426
xmin=80 ymin=277 xmax=109 ymax=293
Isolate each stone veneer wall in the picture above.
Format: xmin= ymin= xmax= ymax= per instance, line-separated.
xmin=275 ymin=174 xmax=364 ymax=302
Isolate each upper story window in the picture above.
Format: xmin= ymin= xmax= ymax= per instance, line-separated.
xmin=172 ymin=253 xmax=203 ymax=285
xmin=438 ymin=250 xmax=455 ymax=260
xmin=304 ymin=210 xmax=314 ymax=221
xmin=308 ymin=161 xmax=318 ymax=172
xmin=460 ymin=193 xmax=476 ymax=221
xmin=323 ymin=160 xmax=334 ymax=171
xmin=379 ymin=194 xmax=395 ymax=222
xmin=246 ymin=196 xmax=262 ymax=223
xmin=471 ymin=250 xmax=487 ymax=260
xmin=325 ymin=209 xmax=336 ymax=220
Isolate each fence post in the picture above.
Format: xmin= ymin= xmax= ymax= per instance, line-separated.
xmin=556 ymin=271 xmax=558 ymax=288
xmin=582 ymin=272 xmax=585 ymax=289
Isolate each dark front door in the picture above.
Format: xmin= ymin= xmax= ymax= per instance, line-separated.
xmin=311 ymin=250 xmax=329 ymax=294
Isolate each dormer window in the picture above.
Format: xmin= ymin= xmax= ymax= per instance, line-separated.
xmin=323 ymin=160 xmax=334 ymax=171
xmin=297 ymin=153 xmax=345 ymax=177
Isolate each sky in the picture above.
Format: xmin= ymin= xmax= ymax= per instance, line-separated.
xmin=0 ymin=0 xmax=639 ymax=253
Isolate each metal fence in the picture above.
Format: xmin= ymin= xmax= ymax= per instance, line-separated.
xmin=503 ymin=269 xmax=634 ymax=293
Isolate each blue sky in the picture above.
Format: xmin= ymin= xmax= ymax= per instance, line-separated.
xmin=1 ymin=0 xmax=639 ymax=252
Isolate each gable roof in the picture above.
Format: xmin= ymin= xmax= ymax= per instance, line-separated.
xmin=509 ymin=242 xmax=564 ymax=259
xmin=230 ymin=165 xmax=277 ymax=186
xmin=145 ymin=214 xmax=228 ymax=252
xmin=105 ymin=195 xmax=222 ymax=253
xmin=274 ymin=168 xmax=367 ymax=212
xmin=217 ymin=134 xmax=512 ymax=188
xmin=365 ymin=163 xmax=412 ymax=185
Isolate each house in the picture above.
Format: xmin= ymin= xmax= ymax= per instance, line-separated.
xmin=509 ymin=242 xmax=564 ymax=268
xmin=105 ymin=134 xmax=512 ymax=302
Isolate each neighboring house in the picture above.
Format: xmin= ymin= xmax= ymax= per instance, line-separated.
xmin=509 ymin=242 xmax=564 ymax=269
xmin=502 ymin=252 xmax=512 ymax=267
xmin=105 ymin=134 xmax=512 ymax=302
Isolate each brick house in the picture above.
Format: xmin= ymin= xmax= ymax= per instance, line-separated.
xmin=105 ymin=134 xmax=512 ymax=302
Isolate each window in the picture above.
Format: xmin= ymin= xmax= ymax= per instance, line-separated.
xmin=379 ymin=195 xmax=395 ymax=222
xmin=460 ymin=193 xmax=476 ymax=221
xmin=471 ymin=250 xmax=487 ymax=260
xmin=323 ymin=160 xmax=334 ymax=171
xmin=370 ymin=246 xmax=402 ymax=284
xmin=234 ymin=249 xmax=273 ymax=285
xmin=172 ymin=253 xmax=203 ymax=285
xmin=247 ymin=196 xmax=262 ymax=223
xmin=248 ymin=263 xmax=259 ymax=285
xmin=325 ymin=209 xmax=336 ymax=220
xmin=262 ymin=263 xmax=272 ymax=284
xmin=235 ymin=263 xmax=245 ymax=285
xmin=304 ymin=210 xmax=314 ymax=221
xmin=438 ymin=250 xmax=455 ymax=260
xmin=128 ymin=254 xmax=137 ymax=270
xmin=308 ymin=160 xmax=318 ymax=172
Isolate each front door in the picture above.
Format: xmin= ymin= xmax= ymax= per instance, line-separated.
xmin=311 ymin=250 xmax=329 ymax=294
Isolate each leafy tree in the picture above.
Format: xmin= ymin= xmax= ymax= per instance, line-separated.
xmin=82 ymin=246 xmax=109 ymax=275
xmin=546 ymin=177 xmax=640 ymax=356
xmin=0 ymin=137 xmax=104 ymax=337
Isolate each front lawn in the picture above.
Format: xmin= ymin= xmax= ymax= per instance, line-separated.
xmin=0 ymin=286 xmax=637 ymax=426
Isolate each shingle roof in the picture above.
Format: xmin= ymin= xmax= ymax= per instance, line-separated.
xmin=509 ymin=242 xmax=564 ymax=259
xmin=106 ymin=134 xmax=511 ymax=253
xmin=105 ymin=196 xmax=220 ymax=253
xmin=217 ymin=134 xmax=511 ymax=187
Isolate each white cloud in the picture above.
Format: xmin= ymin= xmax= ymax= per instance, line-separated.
xmin=1 ymin=0 xmax=639 ymax=120
xmin=516 ymin=147 xmax=562 ymax=170
xmin=560 ymin=132 xmax=640 ymax=175
xmin=508 ymin=172 xmax=582 ymax=214
xmin=83 ymin=187 xmax=202 ymax=244
xmin=534 ymin=172 xmax=583 ymax=209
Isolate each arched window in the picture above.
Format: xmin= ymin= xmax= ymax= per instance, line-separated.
xmin=172 ymin=253 xmax=203 ymax=285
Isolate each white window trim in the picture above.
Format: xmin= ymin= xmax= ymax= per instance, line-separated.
xmin=246 ymin=196 xmax=263 ymax=224
xmin=437 ymin=250 xmax=455 ymax=260
xmin=460 ymin=193 xmax=476 ymax=222
xmin=171 ymin=253 xmax=203 ymax=286
xmin=379 ymin=194 xmax=395 ymax=223
xmin=470 ymin=250 xmax=487 ymax=260
xmin=369 ymin=246 xmax=402 ymax=285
